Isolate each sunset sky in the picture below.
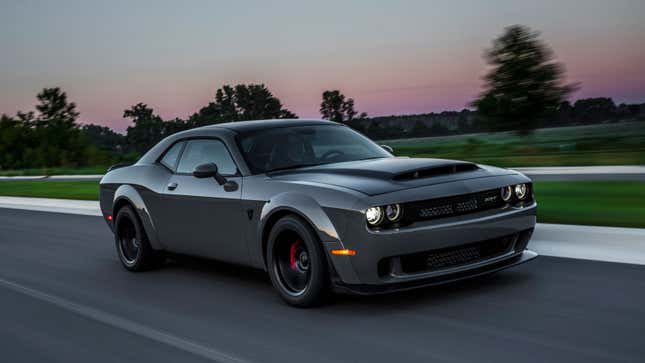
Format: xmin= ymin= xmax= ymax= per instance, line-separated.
xmin=1 ymin=0 xmax=644 ymax=131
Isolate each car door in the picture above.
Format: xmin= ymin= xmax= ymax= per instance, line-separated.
xmin=155 ymin=138 xmax=248 ymax=265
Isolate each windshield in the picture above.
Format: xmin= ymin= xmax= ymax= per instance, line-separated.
xmin=237 ymin=124 xmax=392 ymax=174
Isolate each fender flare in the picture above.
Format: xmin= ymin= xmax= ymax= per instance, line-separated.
xmin=255 ymin=192 xmax=344 ymax=267
xmin=112 ymin=185 xmax=163 ymax=250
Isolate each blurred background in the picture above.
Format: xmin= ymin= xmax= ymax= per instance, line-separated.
xmin=1 ymin=0 xmax=644 ymax=228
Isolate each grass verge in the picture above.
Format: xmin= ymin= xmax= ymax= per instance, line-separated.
xmin=0 ymin=181 xmax=100 ymax=201
xmin=0 ymin=166 xmax=109 ymax=176
xmin=383 ymin=122 xmax=645 ymax=167
xmin=534 ymin=181 xmax=645 ymax=228
xmin=0 ymin=180 xmax=644 ymax=228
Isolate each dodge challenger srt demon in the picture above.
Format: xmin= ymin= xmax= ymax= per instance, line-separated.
xmin=100 ymin=119 xmax=537 ymax=307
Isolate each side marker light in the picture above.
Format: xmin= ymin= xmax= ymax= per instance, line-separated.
xmin=331 ymin=249 xmax=357 ymax=256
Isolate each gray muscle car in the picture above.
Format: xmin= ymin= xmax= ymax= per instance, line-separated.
xmin=100 ymin=119 xmax=537 ymax=307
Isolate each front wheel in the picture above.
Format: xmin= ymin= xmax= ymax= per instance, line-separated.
xmin=267 ymin=215 xmax=330 ymax=307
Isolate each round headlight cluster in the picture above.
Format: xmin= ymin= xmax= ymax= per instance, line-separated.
xmin=366 ymin=206 xmax=384 ymax=226
xmin=385 ymin=204 xmax=402 ymax=222
xmin=500 ymin=186 xmax=513 ymax=202
xmin=366 ymin=204 xmax=402 ymax=226
xmin=515 ymin=183 xmax=528 ymax=200
xmin=500 ymin=183 xmax=529 ymax=202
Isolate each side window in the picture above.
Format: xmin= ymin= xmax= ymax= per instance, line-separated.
xmin=176 ymin=139 xmax=238 ymax=176
xmin=160 ymin=141 xmax=184 ymax=171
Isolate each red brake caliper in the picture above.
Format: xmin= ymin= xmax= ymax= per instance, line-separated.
xmin=289 ymin=240 xmax=301 ymax=270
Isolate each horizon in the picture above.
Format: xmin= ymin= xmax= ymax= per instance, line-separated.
xmin=1 ymin=0 xmax=644 ymax=132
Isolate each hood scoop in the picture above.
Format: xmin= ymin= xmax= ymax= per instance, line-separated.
xmin=392 ymin=163 xmax=480 ymax=181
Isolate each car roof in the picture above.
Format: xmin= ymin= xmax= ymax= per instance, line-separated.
xmin=197 ymin=118 xmax=339 ymax=133
xmin=135 ymin=118 xmax=343 ymax=170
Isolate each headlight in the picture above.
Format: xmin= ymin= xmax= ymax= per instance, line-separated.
xmin=385 ymin=204 xmax=402 ymax=222
xmin=514 ymin=184 xmax=528 ymax=200
xmin=500 ymin=185 xmax=513 ymax=202
xmin=366 ymin=206 xmax=384 ymax=226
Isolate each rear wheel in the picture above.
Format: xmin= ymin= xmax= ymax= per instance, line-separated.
xmin=267 ymin=215 xmax=329 ymax=307
xmin=114 ymin=205 xmax=164 ymax=271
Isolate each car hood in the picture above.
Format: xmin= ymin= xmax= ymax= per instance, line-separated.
xmin=267 ymin=157 xmax=518 ymax=196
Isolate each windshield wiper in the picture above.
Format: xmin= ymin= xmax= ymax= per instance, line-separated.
xmin=266 ymin=157 xmax=387 ymax=173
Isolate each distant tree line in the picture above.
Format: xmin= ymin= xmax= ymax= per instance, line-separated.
xmin=347 ymin=97 xmax=645 ymax=140
xmin=0 ymin=88 xmax=118 ymax=170
xmin=3 ymin=84 xmax=641 ymax=171
xmin=0 ymin=84 xmax=297 ymax=170
xmin=1 ymin=25 xmax=644 ymax=171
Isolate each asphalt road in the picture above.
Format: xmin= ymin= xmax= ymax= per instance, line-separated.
xmin=1 ymin=208 xmax=644 ymax=363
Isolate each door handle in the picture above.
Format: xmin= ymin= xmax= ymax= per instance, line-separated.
xmin=167 ymin=182 xmax=178 ymax=191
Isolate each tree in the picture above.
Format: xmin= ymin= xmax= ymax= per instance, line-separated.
xmin=35 ymin=87 xmax=79 ymax=128
xmin=549 ymin=100 xmax=574 ymax=127
xmin=124 ymin=103 xmax=165 ymax=153
xmin=411 ymin=120 xmax=431 ymax=137
xmin=189 ymin=84 xmax=297 ymax=127
xmin=572 ymin=98 xmax=616 ymax=124
xmin=472 ymin=25 xmax=576 ymax=135
xmin=162 ymin=118 xmax=190 ymax=137
xmin=0 ymin=89 xmax=87 ymax=170
xmin=82 ymin=124 xmax=126 ymax=153
xmin=32 ymin=88 xmax=88 ymax=166
xmin=0 ymin=114 xmax=32 ymax=170
xmin=320 ymin=90 xmax=366 ymax=123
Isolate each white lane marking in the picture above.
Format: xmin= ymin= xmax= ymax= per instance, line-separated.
xmin=0 ymin=196 xmax=101 ymax=216
xmin=0 ymin=277 xmax=251 ymax=363
xmin=0 ymin=176 xmax=47 ymax=180
xmin=1 ymin=198 xmax=645 ymax=265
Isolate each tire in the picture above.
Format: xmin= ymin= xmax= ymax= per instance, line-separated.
xmin=267 ymin=215 xmax=330 ymax=308
xmin=114 ymin=205 xmax=164 ymax=271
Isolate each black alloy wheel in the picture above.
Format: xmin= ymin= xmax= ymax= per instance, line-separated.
xmin=114 ymin=205 xmax=164 ymax=271
xmin=267 ymin=215 xmax=329 ymax=307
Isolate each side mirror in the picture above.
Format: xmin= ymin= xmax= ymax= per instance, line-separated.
xmin=380 ymin=145 xmax=394 ymax=153
xmin=193 ymin=163 xmax=227 ymax=185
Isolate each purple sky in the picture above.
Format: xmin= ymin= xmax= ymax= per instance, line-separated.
xmin=1 ymin=0 xmax=644 ymax=132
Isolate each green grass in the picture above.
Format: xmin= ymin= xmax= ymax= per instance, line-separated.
xmin=383 ymin=122 xmax=645 ymax=167
xmin=1 ymin=180 xmax=644 ymax=228
xmin=0 ymin=181 xmax=99 ymax=200
xmin=0 ymin=165 xmax=109 ymax=177
xmin=535 ymin=181 xmax=645 ymax=228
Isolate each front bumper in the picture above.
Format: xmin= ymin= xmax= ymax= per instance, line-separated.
xmin=334 ymin=250 xmax=537 ymax=295
xmin=325 ymin=201 xmax=537 ymax=287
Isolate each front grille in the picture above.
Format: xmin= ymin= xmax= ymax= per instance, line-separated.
xmin=401 ymin=187 xmax=532 ymax=224
xmin=424 ymin=244 xmax=482 ymax=269
xmin=396 ymin=234 xmax=518 ymax=274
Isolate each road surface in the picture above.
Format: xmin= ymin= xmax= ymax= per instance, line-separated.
xmin=1 ymin=208 xmax=644 ymax=363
